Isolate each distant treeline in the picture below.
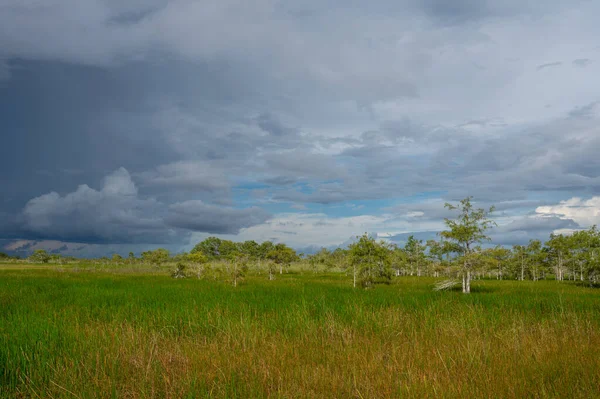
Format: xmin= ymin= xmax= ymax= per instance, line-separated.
xmin=8 ymin=197 xmax=600 ymax=291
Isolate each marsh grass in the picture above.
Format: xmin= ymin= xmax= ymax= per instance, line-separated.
xmin=1 ymin=265 xmax=600 ymax=398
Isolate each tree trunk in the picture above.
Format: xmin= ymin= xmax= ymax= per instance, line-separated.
xmin=353 ymin=265 xmax=357 ymax=288
xmin=521 ymin=256 xmax=525 ymax=281
xmin=462 ymin=271 xmax=471 ymax=293
xmin=466 ymin=270 xmax=471 ymax=293
xmin=558 ymin=256 xmax=564 ymax=281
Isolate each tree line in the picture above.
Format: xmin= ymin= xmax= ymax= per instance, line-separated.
xmin=9 ymin=197 xmax=600 ymax=293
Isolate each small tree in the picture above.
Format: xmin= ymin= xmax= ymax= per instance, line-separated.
xmin=171 ymin=262 xmax=188 ymax=279
xmin=141 ymin=248 xmax=170 ymax=267
xmin=485 ymin=246 xmax=512 ymax=280
xmin=427 ymin=239 xmax=447 ymax=278
xmin=266 ymin=243 xmax=298 ymax=278
xmin=228 ymin=252 xmax=249 ymax=287
xmin=405 ymin=235 xmax=426 ymax=276
xmin=547 ymin=234 xmax=568 ymax=281
xmin=512 ymin=244 xmax=529 ymax=281
xmin=348 ymin=234 xmax=392 ymax=288
xmin=389 ymin=245 xmax=408 ymax=277
xmin=308 ymin=248 xmax=334 ymax=274
xmin=111 ymin=253 xmax=123 ymax=265
xmin=187 ymin=252 xmax=208 ymax=278
xmin=440 ymin=197 xmax=495 ymax=294
xmin=30 ymin=249 xmax=50 ymax=264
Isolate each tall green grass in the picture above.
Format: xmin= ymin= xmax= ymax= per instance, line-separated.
xmin=1 ymin=267 xmax=600 ymax=398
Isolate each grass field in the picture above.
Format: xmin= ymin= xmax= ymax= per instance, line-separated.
xmin=1 ymin=265 xmax=600 ymax=398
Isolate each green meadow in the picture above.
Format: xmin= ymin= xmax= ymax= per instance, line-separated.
xmin=2 ymin=265 xmax=600 ymax=398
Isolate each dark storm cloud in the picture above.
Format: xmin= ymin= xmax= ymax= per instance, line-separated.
xmin=2 ymin=169 xmax=270 ymax=244
xmin=0 ymin=60 xmax=180 ymax=209
xmin=16 ymin=168 xmax=174 ymax=244
xmin=166 ymin=201 xmax=270 ymax=235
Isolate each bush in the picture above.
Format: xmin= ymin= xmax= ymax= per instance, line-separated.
xmin=171 ymin=263 xmax=188 ymax=279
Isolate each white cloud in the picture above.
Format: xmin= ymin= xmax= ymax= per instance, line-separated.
xmin=536 ymin=197 xmax=600 ymax=227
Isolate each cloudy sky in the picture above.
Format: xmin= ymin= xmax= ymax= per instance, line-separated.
xmin=2 ymin=0 xmax=600 ymax=257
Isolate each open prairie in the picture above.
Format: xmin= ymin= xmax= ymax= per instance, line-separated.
xmin=2 ymin=265 xmax=600 ymax=398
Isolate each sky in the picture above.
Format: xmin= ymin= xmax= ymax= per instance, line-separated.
xmin=1 ymin=0 xmax=600 ymax=257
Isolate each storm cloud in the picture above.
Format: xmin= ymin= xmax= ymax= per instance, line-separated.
xmin=10 ymin=168 xmax=270 ymax=245
xmin=2 ymin=0 xmax=600 ymax=254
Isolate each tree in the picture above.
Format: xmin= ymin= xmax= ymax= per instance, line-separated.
xmin=227 ymin=252 xmax=249 ymax=287
xmin=171 ymin=263 xmax=187 ymax=279
xmin=266 ymin=243 xmax=298 ymax=279
xmin=191 ymin=237 xmax=238 ymax=260
xmin=389 ymin=245 xmax=408 ymax=277
xmin=257 ymin=241 xmax=275 ymax=271
xmin=141 ymin=248 xmax=170 ymax=266
xmin=405 ymin=235 xmax=426 ymax=276
xmin=427 ymin=239 xmax=449 ymax=278
xmin=29 ymin=249 xmax=50 ymax=264
xmin=485 ymin=246 xmax=512 ymax=280
xmin=547 ymin=234 xmax=569 ymax=281
xmin=526 ymin=239 xmax=544 ymax=281
xmin=307 ymin=248 xmax=333 ymax=274
xmin=348 ymin=234 xmax=392 ymax=288
xmin=330 ymin=248 xmax=349 ymax=272
xmin=187 ymin=252 xmax=208 ymax=278
xmin=439 ymin=197 xmax=495 ymax=294
xmin=565 ymin=227 xmax=600 ymax=285
xmin=512 ymin=244 xmax=529 ymax=281
xmin=239 ymin=240 xmax=260 ymax=260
